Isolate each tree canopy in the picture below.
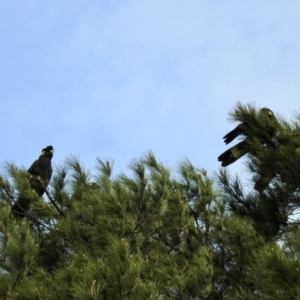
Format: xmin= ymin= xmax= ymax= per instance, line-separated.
xmin=1 ymin=103 xmax=300 ymax=299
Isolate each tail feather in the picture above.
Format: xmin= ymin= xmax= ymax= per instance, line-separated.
xmin=223 ymin=124 xmax=245 ymax=144
xmin=11 ymin=195 xmax=31 ymax=219
xmin=218 ymin=141 xmax=248 ymax=167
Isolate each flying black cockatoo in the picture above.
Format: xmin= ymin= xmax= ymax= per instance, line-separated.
xmin=11 ymin=146 xmax=54 ymax=218
xmin=218 ymin=108 xmax=276 ymax=167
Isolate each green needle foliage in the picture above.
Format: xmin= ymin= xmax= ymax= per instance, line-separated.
xmin=0 ymin=153 xmax=215 ymax=299
xmin=1 ymin=103 xmax=300 ymax=299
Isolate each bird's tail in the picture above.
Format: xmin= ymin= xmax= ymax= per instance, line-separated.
xmin=223 ymin=125 xmax=244 ymax=144
xmin=11 ymin=194 xmax=31 ymax=219
xmin=218 ymin=141 xmax=248 ymax=167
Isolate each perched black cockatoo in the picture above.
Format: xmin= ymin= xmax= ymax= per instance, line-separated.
xmin=218 ymin=108 xmax=276 ymax=167
xmin=11 ymin=146 xmax=54 ymax=218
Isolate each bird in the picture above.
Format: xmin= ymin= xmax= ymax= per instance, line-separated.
xmin=11 ymin=145 xmax=54 ymax=218
xmin=218 ymin=108 xmax=276 ymax=167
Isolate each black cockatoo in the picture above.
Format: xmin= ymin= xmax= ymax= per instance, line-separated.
xmin=11 ymin=145 xmax=54 ymax=218
xmin=218 ymin=108 xmax=276 ymax=167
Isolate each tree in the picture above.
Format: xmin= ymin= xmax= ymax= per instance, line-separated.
xmin=1 ymin=103 xmax=300 ymax=298
xmin=0 ymin=153 xmax=215 ymax=299
xmin=216 ymin=103 xmax=300 ymax=298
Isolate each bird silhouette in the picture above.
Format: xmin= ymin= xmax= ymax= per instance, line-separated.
xmin=218 ymin=108 xmax=276 ymax=167
xmin=11 ymin=146 xmax=54 ymax=218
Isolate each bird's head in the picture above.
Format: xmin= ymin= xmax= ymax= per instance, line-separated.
xmin=41 ymin=146 xmax=54 ymax=158
xmin=260 ymin=108 xmax=275 ymax=119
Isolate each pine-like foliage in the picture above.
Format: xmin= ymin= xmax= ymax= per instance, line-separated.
xmin=218 ymin=104 xmax=300 ymax=239
xmin=216 ymin=103 xmax=300 ymax=299
xmin=0 ymin=153 xmax=216 ymax=299
xmin=1 ymin=103 xmax=300 ymax=299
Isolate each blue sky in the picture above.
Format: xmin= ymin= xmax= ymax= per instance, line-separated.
xmin=1 ymin=1 xmax=300 ymax=181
